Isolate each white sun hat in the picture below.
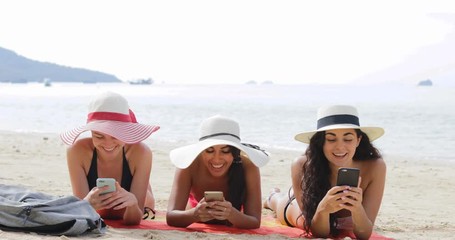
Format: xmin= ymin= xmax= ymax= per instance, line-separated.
xmin=169 ymin=115 xmax=270 ymax=169
xmin=60 ymin=91 xmax=160 ymax=145
xmin=294 ymin=105 xmax=384 ymax=144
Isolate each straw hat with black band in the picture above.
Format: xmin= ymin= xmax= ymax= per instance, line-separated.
xmin=294 ymin=105 xmax=384 ymax=144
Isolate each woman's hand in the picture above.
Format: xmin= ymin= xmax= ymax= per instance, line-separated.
xmin=318 ymin=175 xmax=364 ymax=215
xmin=85 ymin=182 xmax=138 ymax=210
xmin=84 ymin=184 xmax=114 ymax=210
xmin=206 ymin=199 xmax=232 ymax=221
xmin=338 ymin=186 xmax=363 ymax=212
xmin=192 ymin=198 xmax=215 ymax=222
xmin=107 ymin=182 xmax=138 ymax=210
xmin=316 ymin=186 xmax=354 ymax=214
xmin=337 ymin=177 xmax=364 ymax=213
xmin=193 ymin=197 xmax=233 ymax=222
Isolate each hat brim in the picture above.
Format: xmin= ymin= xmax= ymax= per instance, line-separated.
xmin=60 ymin=120 xmax=160 ymax=145
xmin=295 ymin=124 xmax=384 ymax=144
xmin=170 ymin=139 xmax=270 ymax=169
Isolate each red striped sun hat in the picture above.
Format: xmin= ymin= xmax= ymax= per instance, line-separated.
xmin=60 ymin=91 xmax=160 ymax=145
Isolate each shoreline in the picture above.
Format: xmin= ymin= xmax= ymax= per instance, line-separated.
xmin=1 ymin=131 xmax=454 ymax=239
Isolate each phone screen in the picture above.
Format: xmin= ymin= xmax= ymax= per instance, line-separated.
xmin=336 ymin=167 xmax=360 ymax=187
xmin=96 ymin=178 xmax=116 ymax=195
xmin=204 ymin=191 xmax=224 ymax=202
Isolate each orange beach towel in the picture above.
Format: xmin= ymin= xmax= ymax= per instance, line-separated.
xmin=104 ymin=211 xmax=393 ymax=239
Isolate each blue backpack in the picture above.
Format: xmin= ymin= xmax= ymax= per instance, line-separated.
xmin=0 ymin=184 xmax=106 ymax=236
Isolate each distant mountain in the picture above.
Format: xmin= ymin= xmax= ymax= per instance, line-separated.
xmin=0 ymin=47 xmax=121 ymax=83
xmin=352 ymin=13 xmax=455 ymax=87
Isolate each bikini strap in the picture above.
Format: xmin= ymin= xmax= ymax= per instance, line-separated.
xmin=283 ymin=186 xmax=296 ymax=227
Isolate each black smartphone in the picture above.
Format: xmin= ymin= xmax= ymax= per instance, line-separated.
xmin=336 ymin=167 xmax=360 ymax=187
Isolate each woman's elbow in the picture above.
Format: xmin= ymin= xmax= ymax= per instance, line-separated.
xmin=165 ymin=213 xmax=191 ymax=228
xmin=249 ymin=221 xmax=261 ymax=229
xmin=354 ymin=229 xmax=373 ymax=240
xmin=122 ymin=217 xmax=141 ymax=226
xmin=250 ymin=218 xmax=261 ymax=229
xmin=238 ymin=222 xmax=260 ymax=229
xmin=166 ymin=219 xmax=188 ymax=228
xmin=309 ymin=227 xmax=330 ymax=239
xmin=311 ymin=232 xmax=330 ymax=239
xmin=232 ymin=218 xmax=261 ymax=229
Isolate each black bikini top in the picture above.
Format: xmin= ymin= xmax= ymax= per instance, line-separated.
xmin=86 ymin=148 xmax=133 ymax=191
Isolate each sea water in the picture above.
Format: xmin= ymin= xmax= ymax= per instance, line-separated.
xmin=1 ymin=82 xmax=454 ymax=163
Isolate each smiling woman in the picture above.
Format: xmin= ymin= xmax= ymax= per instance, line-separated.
xmin=264 ymin=105 xmax=386 ymax=240
xmin=166 ymin=115 xmax=270 ymax=229
xmin=61 ymin=91 xmax=160 ymax=225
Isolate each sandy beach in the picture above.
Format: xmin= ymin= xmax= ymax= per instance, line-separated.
xmin=1 ymin=131 xmax=454 ymax=239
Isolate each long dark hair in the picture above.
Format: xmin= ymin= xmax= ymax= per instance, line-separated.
xmin=227 ymin=147 xmax=246 ymax=210
xmin=300 ymin=129 xmax=382 ymax=235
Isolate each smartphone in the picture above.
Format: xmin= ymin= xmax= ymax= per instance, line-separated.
xmin=96 ymin=178 xmax=116 ymax=195
xmin=204 ymin=191 xmax=224 ymax=202
xmin=336 ymin=167 xmax=360 ymax=187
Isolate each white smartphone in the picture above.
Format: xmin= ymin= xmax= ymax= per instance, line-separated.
xmin=96 ymin=178 xmax=116 ymax=195
xmin=204 ymin=191 xmax=224 ymax=202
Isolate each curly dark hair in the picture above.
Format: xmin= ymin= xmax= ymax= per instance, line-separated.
xmin=227 ymin=147 xmax=246 ymax=211
xmin=300 ymin=129 xmax=382 ymax=235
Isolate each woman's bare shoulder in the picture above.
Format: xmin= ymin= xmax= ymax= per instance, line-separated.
xmin=125 ymin=143 xmax=153 ymax=170
xmin=69 ymin=138 xmax=93 ymax=149
xmin=66 ymin=139 xmax=93 ymax=169
xmin=126 ymin=142 xmax=151 ymax=154
xmin=361 ymin=157 xmax=386 ymax=170
xmin=67 ymin=138 xmax=93 ymax=156
xmin=126 ymin=142 xmax=151 ymax=156
xmin=292 ymin=154 xmax=307 ymax=168
xmin=359 ymin=157 xmax=386 ymax=181
xmin=241 ymin=155 xmax=259 ymax=168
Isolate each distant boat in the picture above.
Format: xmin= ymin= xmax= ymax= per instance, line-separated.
xmin=43 ymin=78 xmax=52 ymax=87
xmin=418 ymin=79 xmax=432 ymax=86
xmin=128 ymin=78 xmax=153 ymax=85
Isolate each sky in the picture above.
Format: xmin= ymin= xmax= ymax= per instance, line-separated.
xmin=1 ymin=0 xmax=455 ymax=84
